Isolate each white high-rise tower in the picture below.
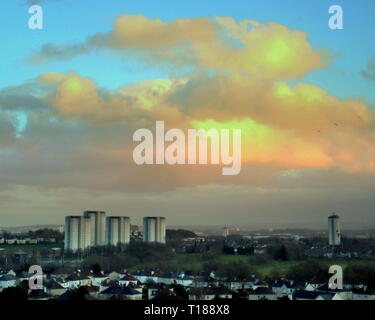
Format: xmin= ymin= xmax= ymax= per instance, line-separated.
xmin=83 ymin=211 xmax=106 ymax=246
xmin=328 ymin=214 xmax=341 ymax=246
xmin=64 ymin=216 xmax=91 ymax=251
xmin=143 ymin=217 xmax=166 ymax=244
xmin=105 ymin=216 xmax=131 ymax=246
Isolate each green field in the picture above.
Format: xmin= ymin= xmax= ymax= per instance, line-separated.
xmin=216 ymin=256 xmax=375 ymax=277
xmin=173 ymin=254 xmax=303 ymax=277
xmin=128 ymin=253 xmax=375 ymax=277
xmin=1 ymin=244 xmax=375 ymax=278
xmin=0 ymin=243 xmax=63 ymax=252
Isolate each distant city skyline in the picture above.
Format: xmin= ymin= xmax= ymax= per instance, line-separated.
xmin=1 ymin=212 xmax=373 ymax=232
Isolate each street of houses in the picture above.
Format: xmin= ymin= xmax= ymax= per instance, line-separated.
xmin=0 ymin=268 xmax=374 ymax=300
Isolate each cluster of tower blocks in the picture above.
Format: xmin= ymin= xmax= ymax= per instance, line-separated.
xmin=65 ymin=211 xmax=166 ymax=251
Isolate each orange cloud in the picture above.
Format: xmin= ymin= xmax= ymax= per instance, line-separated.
xmin=105 ymin=16 xmax=326 ymax=78
xmin=39 ymin=73 xmax=187 ymax=124
xmin=17 ymin=15 xmax=375 ymax=188
xmin=30 ymin=16 xmax=327 ymax=79
xmin=34 ymin=70 xmax=375 ymax=177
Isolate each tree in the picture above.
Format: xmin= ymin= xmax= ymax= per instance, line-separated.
xmin=286 ymin=261 xmax=329 ymax=282
xmin=68 ymin=287 xmax=89 ymax=301
xmin=189 ymin=287 xmax=204 ymax=300
xmin=172 ymin=284 xmax=188 ymax=299
xmin=268 ymin=245 xmax=289 ymax=261
xmin=166 ymin=229 xmax=196 ymax=241
xmin=264 ymin=269 xmax=282 ymax=284
xmin=345 ymin=264 xmax=375 ymax=288
xmin=91 ymin=263 xmax=102 ymax=275
xmin=0 ymin=286 xmax=28 ymax=300
xmin=279 ymin=245 xmax=289 ymax=261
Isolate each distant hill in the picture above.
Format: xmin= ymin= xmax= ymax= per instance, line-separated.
xmin=166 ymin=229 xmax=197 ymax=240
xmin=0 ymin=225 xmax=63 ymax=234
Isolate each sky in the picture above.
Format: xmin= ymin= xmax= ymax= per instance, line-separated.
xmin=0 ymin=0 xmax=374 ymax=228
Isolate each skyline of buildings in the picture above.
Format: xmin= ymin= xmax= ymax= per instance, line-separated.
xmin=65 ymin=212 xmax=167 ymax=250
xmin=62 ymin=211 xmax=343 ymax=250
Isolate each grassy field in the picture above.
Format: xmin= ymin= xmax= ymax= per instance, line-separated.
xmin=218 ymin=256 xmax=375 ymax=277
xmin=1 ymin=243 xmax=375 ymax=278
xmin=0 ymin=243 xmax=63 ymax=252
xmin=128 ymin=253 xmax=375 ymax=278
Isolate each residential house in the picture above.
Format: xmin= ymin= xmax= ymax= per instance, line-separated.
xmin=272 ymin=280 xmax=292 ymax=297
xmin=175 ymin=274 xmax=193 ymax=287
xmin=0 ymin=269 xmax=16 ymax=276
xmin=133 ymin=271 xmax=151 ymax=284
xmin=252 ymin=280 xmax=269 ymax=290
xmin=305 ymin=278 xmax=324 ymax=291
xmin=64 ymin=273 xmax=91 ymax=289
xmin=292 ymin=290 xmax=334 ymax=300
xmin=272 ymin=280 xmax=304 ymax=298
xmin=99 ymin=279 xmax=119 ymax=292
xmin=119 ymin=274 xmax=138 ymax=287
xmin=90 ymin=273 xmax=108 ymax=287
xmin=147 ymin=284 xmax=175 ymax=300
xmin=189 ymin=286 xmax=232 ymax=300
xmin=248 ymin=287 xmax=277 ymax=300
xmin=45 ymin=280 xmax=67 ymax=296
xmin=99 ymin=285 xmax=142 ymax=300
xmin=191 ymin=273 xmax=219 ymax=288
xmin=0 ymin=274 xmax=18 ymax=290
xmin=316 ymin=284 xmax=353 ymax=300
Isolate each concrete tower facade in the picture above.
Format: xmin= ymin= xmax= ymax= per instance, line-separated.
xmin=143 ymin=217 xmax=166 ymax=244
xmin=84 ymin=211 xmax=106 ymax=246
xmin=328 ymin=214 xmax=341 ymax=246
xmin=105 ymin=216 xmax=131 ymax=246
xmin=65 ymin=216 xmax=91 ymax=251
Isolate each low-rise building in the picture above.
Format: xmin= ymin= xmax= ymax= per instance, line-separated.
xmin=188 ymin=286 xmax=232 ymax=300
xmin=0 ymin=274 xmax=18 ymax=290
xmin=247 ymin=287 xmax=277 ymax=300
xmin=45 ymin=280 xmax=67 ymax=296
xmin=99 ymin=285 xmax=142 ymax=300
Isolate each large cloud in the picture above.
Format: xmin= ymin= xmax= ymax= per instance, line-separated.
xmin=1 ymin=14 xmax=373 ymax=227
xmin=19 ymin=71 xmax=373 ymax=175
xmin=0 ymin=68 xmax=374 ymax=196
xmin=28 ymin=15 xmax=327 ymax=79
xmin=0 ymin=15 xmax=372 ymax=199
xmin=0 ymin=113 xmax=17 ymax=149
